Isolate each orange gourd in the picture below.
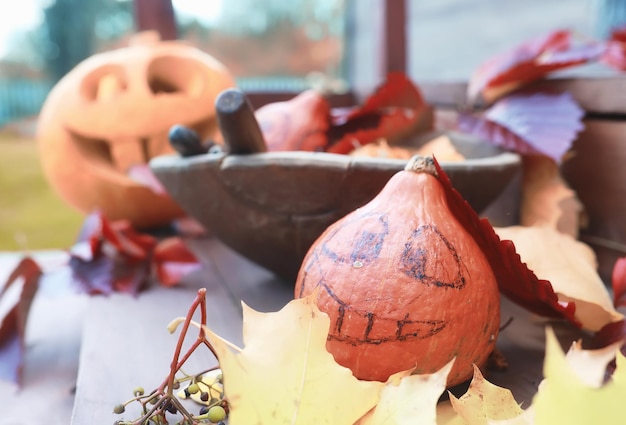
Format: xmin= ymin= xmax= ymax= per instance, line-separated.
xmin=294 ymin=156 xmax=501 ymax=386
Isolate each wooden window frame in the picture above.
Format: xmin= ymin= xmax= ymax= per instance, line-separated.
xmin=134 ymin=0 xmax=406 ymax=108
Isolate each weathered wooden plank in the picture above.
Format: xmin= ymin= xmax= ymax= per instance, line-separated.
xmin=197 ymin=236 xmax=296 ymax=312
xmin=69 ymin=236 xmax=588 ymax=423
xmin=70 ymin=238 xmax=249 ymax=424
xmin=0 ymin=251 xmax=85 ymax=425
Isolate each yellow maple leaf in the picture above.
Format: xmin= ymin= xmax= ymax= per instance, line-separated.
xmin=204 ymin=292 xmax=384 ymax=425
xmin=488 ymin=328 xmax=623 ymax=425
xmin=494 ymin=225 xmax=623 ymax=331
xmin=487 ymin=407 xmax=534 ymax=425
xmin=447 ymin=365 xmax=523 ymax=425
xmin=357 ymin=360 xmax=454 ymax=425
xmin=532 ymin=328 xmax=626 ymax=425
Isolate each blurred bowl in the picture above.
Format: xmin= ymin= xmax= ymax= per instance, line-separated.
xmin=150 ymin=128 xmax=521 ymax=283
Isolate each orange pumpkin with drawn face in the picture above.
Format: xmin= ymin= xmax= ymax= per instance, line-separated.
xmin=37 ymin=34 xmax=236 ymax=228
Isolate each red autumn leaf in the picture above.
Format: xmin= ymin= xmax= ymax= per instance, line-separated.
xmin=458 ymin=91 xmax=585 ymax=162
xmin=432 ymin=157 xmax=579 ymax=325
xmin=339 ymin=72 xmax=427 ymax=121
xmin=601 ymin=26 xmax=626 ymax=70
xmin=588 ymin=255 xmax=626 ymax=374
xmin=326 ymin=72 xmax=431 ymax=154
xmin=152 ymin=237 xmax=202 ymax=287
xmin=589 ymin=319 xmax=626 ymax=377
xmin=468 ymin=29 xmax=605 ymax=103
xmin=69 ymin=212 xmax=201 ymax=294
xmin=69 ymin=212 xmax=157 ymax=295
xmin=0 ymin=257 xmax=41 ymax=386
xmin=255 ymin=89 xmax=331 ymax=152
xmin=612 ymin=256 xmax=626 ymax=309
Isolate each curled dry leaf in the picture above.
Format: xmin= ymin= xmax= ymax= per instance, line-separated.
xmin=494 ymin=225 xmax=622 ymax=331
xmin=468 ymin=29 xmax=605 ymax=103
xmin=357 ymin=360 xmax=454 ymax=425
xmin=204 ymin=292 xmax=384 ymax=425
xmin=0 ymin=257 xmax=41 ymax=386
xmin=520 ymin=155 xmax=584 ymax=237
xmin=328 ymin=72 xmax=432 ymax=154
xmin=447 ymin=365 xmax=523 ymax=425
xmin=458 ymin=92 xmax=585 ymax=163
xmin=254 ymin=72 xmax=432 ymax=155
xmin=562 ymin=338 xmax=623 ymax=388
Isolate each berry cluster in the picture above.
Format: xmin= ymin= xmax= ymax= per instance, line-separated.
xmin=112 ymin=289 xmax=230 ymax=424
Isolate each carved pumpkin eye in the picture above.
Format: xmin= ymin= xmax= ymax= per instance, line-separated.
xmin=80 ymin=64 xmax=128 ymax=101
xmin=37 ymin=37 xmax=236 ymax=228
xmin=147 ymin=55 xmax=206 ymax=97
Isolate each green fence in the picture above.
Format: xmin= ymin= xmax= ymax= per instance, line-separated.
xmin=0 ymin=79 xmax=53 ymax=127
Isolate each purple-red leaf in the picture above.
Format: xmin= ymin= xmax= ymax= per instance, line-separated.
xmin=69 ymin=212 xmax=201 ymax=294
xmin=153 ymin=237 xmax=202 ymax=287
xmin=468 ymin=29 xmax=605 ymax=103
xmin=0 ymin=257 xmax=41 ymax=386
xmin=433 ymin=157 xmax=579 ymax=325
xmin=458 ymin=91 xmax=585 ymax=162
xmin=69 ymin=212 xmax=157 ymax=295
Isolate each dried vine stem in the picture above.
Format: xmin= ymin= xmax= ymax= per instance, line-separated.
xmin=160 ymin=288 xmax=220 ymax=394
xmin=114 ymin=288 xmax=226 ymax=424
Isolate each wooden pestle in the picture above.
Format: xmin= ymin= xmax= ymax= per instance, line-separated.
xmin=215 ymin=88 xmax=268 ymax=155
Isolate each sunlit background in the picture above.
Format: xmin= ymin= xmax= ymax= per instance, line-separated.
xmin=0 ymin=0 xmax=621 ymax=251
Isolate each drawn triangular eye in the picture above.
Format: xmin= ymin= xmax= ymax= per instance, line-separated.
xmin=319 ymin=211 xmax=389 ymax=266
xmin=400 ymin=225 xmax=466 ymax=289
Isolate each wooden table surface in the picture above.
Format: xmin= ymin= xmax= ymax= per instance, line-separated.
xmin=0 ymin=236 xmax=586 ymax=424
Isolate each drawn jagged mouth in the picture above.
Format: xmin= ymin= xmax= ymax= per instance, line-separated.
xmin=323 ymin=283 xmax=448 ymax=346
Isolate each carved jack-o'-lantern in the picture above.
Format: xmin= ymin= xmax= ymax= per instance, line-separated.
xmin=37 ymin=33 xmax=236 ymax=228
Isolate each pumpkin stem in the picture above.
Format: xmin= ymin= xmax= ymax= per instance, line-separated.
xmin=404 ymin=155 xmax=438 ymax=176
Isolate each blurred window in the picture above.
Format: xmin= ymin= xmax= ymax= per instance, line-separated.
xmin=407 ymin=0 xmax=622 ymax=82
xmin=0 ymin=0 xmax=349 ymax=127
xmin=173 ymin=0 xmax=348 ymax=93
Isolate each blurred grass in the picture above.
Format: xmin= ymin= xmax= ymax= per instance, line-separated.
xmin=0 ymin=131 xmax=83 ymax=251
